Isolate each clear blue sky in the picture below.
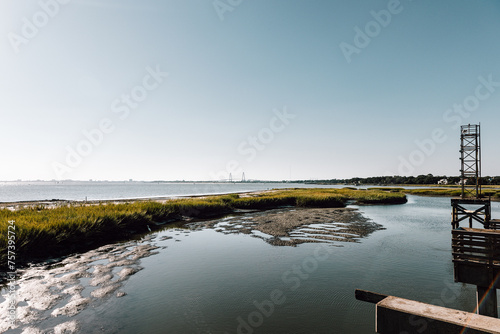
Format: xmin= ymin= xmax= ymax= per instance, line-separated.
xmin=1 ymin=0 xmax=499 ymax=181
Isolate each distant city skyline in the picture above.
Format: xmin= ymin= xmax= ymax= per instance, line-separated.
xmin=1 ymin=0 xmax=499 ymax=181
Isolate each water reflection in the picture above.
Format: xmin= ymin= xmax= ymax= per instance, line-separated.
xmin=2 ymin=195 xmax=490 ymax=333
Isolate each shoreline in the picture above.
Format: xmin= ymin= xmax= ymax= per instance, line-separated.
xmin=0 ymin=188 xmax=406 ymax=273
xmin=0 ymin=190 xmax=266 ymax=210
xmin=3 ymin=185 xmax=498 ymax=209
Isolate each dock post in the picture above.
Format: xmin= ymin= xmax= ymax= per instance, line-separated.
xmin=477 ymin=286 xmax=498 ymax=318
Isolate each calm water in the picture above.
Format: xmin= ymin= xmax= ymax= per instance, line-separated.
xmin=4 ymin=195 xmax=499 ymax=333
xmin=0 ymin=181 xmax=345 ymax=202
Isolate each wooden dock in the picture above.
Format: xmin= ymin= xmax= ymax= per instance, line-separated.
xmin=356 ymin=125 xmax=500 ymax=332
xmin=452 ymin=227 xmax=500 ymax=317
xmin=452 ymin=227 xmax=500 ymax=285
xmin=356 ymin=290 xmax=500 ymax=334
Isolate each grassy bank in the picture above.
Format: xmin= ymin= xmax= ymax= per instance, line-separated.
xmin=368 ymin=187 xmax=500 ymax=199
xmin=0 ymin=188 xmax=406 ymax=268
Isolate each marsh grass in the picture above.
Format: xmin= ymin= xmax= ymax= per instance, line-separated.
xmin=368 ymin=187 xmax=500 ymax=199
xmin=405 ymin=188 xmax=463 ymax=197
xmin=0 ymin=188 xmax=406 ymax=268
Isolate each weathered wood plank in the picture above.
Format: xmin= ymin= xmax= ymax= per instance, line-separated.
xmin=453 ymin=229 xmax=500 ymax=237
xmin=376 ymin=296 xmax=500 ymax=334
xmin=454 ymin=256 xmax=500 ymax=263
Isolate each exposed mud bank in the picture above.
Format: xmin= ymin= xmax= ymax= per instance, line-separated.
xmin=197 ymin=207 xmax=383 ymax=246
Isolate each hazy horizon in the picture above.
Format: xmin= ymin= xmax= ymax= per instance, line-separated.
xmin=2 ymin=0 xmax=499 ymax=181
xmin=0 ymin=173 xmax=489 ymax=183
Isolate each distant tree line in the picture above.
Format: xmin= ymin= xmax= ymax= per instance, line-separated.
xmin=297 ymin=175 xmax=500 ymax=186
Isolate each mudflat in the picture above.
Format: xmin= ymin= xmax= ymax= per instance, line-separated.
xmin=199 ymin=207 xmax=383 ymax=246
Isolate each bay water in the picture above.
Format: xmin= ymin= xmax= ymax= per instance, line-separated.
xmin=3 ymin=194 xmax=498 ymax=333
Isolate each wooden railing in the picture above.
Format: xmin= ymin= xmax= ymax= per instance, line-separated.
xmin=490 ymin=219 xmax=500 ymax=230
xmin=452 ymin=227 xmax=500 ymax=269
xmin=451 ymin=199 xmax=491 ymax=229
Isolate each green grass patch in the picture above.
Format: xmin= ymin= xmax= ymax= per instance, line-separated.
xmin=403 ymin=188 xmax=500 ymax=198
xmin=0 ymin=188 xmax=406 ymax=268
xmin=404 ymin=188 xmax=462 ymax=197
xmin=367 ymin=187 xmax=406 ymax=193
xmin=368 ymin=187 xmax=500 ymax=199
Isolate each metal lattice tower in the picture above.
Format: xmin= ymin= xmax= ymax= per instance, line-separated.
xmin=229 ymin=173 xmax=233 ymax=182
xmin=242 ymin=172 xmax=246 ymax=182
xmin=460 ymin=124 xmax=481 ymax=199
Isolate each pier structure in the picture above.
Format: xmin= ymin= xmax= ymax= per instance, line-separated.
xmin=357 ymin=123 xmax=500 ymax=332
xmin=451 ymin=124 xmax=499 ymax=318
xmin=451 ymin=124 xmax=494 ymax=229
xmin=452 ymin=227 xmax=500 ymax=317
